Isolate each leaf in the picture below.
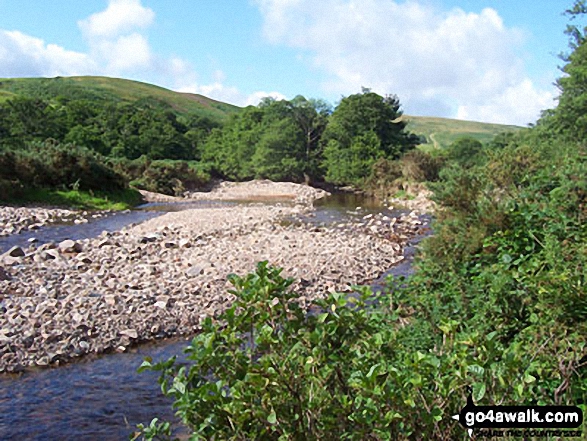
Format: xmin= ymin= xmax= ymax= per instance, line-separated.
xmin=366 ymin=363 xmax=379 ymax=379
xmin=467 ymin=364 xmax=485 ymax=377
xmin=472 ymin=382 xmax=486 ymax=402
xmin=268 ymin=410 xmax=277 ymax=425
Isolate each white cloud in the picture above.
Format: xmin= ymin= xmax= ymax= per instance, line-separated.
xmin=176 ymin=70 xmax=286 ymax=107
xmin=78 ymin=0 xmax=155 ymax=73
xmin=244 ymin=90 xmax=288 ymax=106
xmin=0 ymin=30 xmax=96 ymax=77
xmin=254 ymin=0 xmax=555 ymax=125
xmin=78 ymin=0 xmax=155 ymax=38
xmin=0 ymin=0 xmax=263 ymax=107
xmin=456 ymin=79 xmax=555 ymax=125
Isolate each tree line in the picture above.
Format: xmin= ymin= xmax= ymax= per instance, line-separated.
xmin=0 ymin=88 xmax=421 ymax=198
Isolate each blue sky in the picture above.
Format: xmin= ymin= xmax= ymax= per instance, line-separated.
xmin=0 ymin=0 xmax=575 ymax=125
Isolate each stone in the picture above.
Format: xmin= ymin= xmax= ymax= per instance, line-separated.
xmin=59 ymin=239 xmax=82 ymax=253
xmin=140 ymin=234 xmax=158 ymax=244
xmin=179 ymin=238 xmax=191 ymax=248
xmin=0 ymin=266 xmax=11 ymax=281
xmin=120 ymin=329 xmax=138 ymax=339
xmin=154 ymin=301 xmax=167 ymax=309
xmin=42 ymin=249 xmax=60 ymax=260
xmin=38 ymin=242 xmax=57 ymax=252
xmin=76 ymin=254 xmax=93 ymax=264
xmin=4 ymin=246 xmax=25 ymax=258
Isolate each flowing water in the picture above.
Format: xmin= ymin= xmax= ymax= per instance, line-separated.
xmin=0 ymin=195 xmax=430 ymax=440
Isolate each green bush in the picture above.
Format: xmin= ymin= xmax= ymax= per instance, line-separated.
xmin=135 ymin=262 xmax=463 ymax=440
xmin=0 ymin=141 xmax=127 ymax=195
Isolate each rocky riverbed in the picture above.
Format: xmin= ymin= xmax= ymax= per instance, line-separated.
xmin=0 ymin=181 xmax=425 ymax=373
xmin=0 ymin=206 xmax=109 ymax=237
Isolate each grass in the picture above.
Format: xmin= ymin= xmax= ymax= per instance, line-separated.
xmin=1 ymin=188 xmax=144 ymax=210
xmin=0 ymin=76 xmax=240 ymax=121
xmin=403 ymin=115 xmax=526 ymax=150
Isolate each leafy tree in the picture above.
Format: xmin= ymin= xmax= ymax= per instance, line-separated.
xmin=2 ymin=97 xmax=67 ymax=145
xmin=201 ymin=106 xmax=264 ymax=180
xmin=538 ymin=1 xmax=587 ymax=141
xmin=252 ymin=118 xmax=306 ymax=181
xmin=445 ymin=136 xmax=484 ymax=167
xmin=321 ymin=90 xmax=417 ymax=185
xmin=288 ymin=96 xmax=331 ymax=181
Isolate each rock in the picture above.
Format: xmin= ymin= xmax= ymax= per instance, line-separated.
xmin=76 ymin=254 xmax=93 ymax=264
xmin=154 ymin=301 xmax=167 ymax=309
xmin=140 ymin=234 xmax=158 ymax=244
xmin=0 ymin=266 xmax=10 ymax=281
xmin=120 ymin=329 xmax=138 ymax=339
xmin=41 ymin=249 xmax=60 ymax=261
xmin=59 ymin=239 xmax=82 ymax=253
xmin=4 ymin=246 xmax=25 ymax=258
xmin=187 ymin=266 xmax=204 ymax=277
xmin=161 ymin=241 xmax=177 ymax=249
xmin=38 ymin=242 xmax=57 ymax=252
xmin=179 ymin=238 xmax=191 ymax=248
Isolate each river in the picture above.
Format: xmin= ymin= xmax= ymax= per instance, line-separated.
xmin=0 ymin=194 xmax=429 ymax=440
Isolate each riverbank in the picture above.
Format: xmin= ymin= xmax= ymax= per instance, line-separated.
xmin=0 ymin=180 xmax=425 ymax=373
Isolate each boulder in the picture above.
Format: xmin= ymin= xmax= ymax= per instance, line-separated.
xmin=59 ymin=240 xmax=82 ymax=254
xmin=120 ymin=329 xmax=138 ymax=339
xmin=4 ymin=246 xmax=25 ymax=258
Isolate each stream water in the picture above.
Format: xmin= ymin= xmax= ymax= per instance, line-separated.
xmin=0 ymin=194 xmax=429 ymax=440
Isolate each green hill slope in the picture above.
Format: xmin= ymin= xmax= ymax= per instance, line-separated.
xmin=0 ymin=76 xmax=239 ymax=121
xmin=403 ymin=115 xmax=525 ymax=150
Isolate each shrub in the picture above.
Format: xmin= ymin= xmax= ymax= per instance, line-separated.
xmin=0 ymin=141 xmax=127 ymax=195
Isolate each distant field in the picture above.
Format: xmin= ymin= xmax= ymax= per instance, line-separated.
xmin=403 ymin=115 xmax=525 ymax=150
xmin=0 ymin=76 xmax=239 ymax=121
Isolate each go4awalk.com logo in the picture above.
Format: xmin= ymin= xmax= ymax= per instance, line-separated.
xmin=452 ymin=390 xmax=583 ymax=438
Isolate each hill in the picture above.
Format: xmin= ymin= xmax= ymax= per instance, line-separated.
xmin=0 ymin=76 xmax=239 ymax=122
xmin=402 ymin=115 xmax=525 ymax=150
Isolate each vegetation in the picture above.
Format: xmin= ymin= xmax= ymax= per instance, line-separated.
xmin=136 ymin=3 xmax=587 ymax=440
xmin=321 ymin=91 xmax=419 ymax=186
xmin=402 ymin=115 xmax=524 ymax=151
xmin=0 ymin=76 xmax=522 ymax=203
xmin=0 ymin=80 xmax=227 ymax=201
xmin=3 ymin=188 xmax=143 ymax=210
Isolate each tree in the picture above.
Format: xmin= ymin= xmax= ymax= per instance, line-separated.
xmin=252 ymin=118 xmax=305 ymax=181
xmin=446 ymin=137 xmax=484 ymax=168
xmin=538 ymin=1 xmax=587 ymax=141
xmin=321 ymin=90 xmax=417 ymax=185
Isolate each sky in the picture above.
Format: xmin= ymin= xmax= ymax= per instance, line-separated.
xmin=0 ymin=0 xmax=575 ymax=126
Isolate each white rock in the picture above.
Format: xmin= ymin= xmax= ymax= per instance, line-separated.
xmin=119 ymin=329 xmax=138 ymax=339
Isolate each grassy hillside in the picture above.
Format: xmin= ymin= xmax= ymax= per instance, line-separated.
xmin=0 ymin=76 xmax=239 ymax=121
xmin=403 ymin=115 xmax=525 ymax=150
